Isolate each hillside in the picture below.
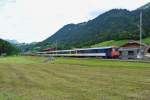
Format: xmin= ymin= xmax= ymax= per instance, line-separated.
xmin=36 ymin=2 xmax=150 ymax=49
xmin=0 ymin=39 xmax=19 ymax=55
xmin=91 ymin=37 xmax=150 ymax=47
xmin=138 ymin=2 xmax=150 ymax=10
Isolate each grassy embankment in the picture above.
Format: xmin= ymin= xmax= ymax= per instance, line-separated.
xmin=91 ymin=37 xmax=150 ymax=47
xmin=0 ymin=56 xmax=150 ymax=100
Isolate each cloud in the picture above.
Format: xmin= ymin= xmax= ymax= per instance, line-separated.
xmin=0 ymin=0 xmax=149 ymax=43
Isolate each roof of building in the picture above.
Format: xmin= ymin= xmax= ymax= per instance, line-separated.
xmin=120 ymin=41 xmax=148 ymax=48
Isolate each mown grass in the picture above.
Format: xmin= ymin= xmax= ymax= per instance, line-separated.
xmin=0 ymin=56 xmax=150 ymax=100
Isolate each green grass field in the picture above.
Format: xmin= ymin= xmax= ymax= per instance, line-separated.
xmin=0 ymin=56 xmax=150 ymax=100
xmin=91 ymin=37 xmax=150 ymax=47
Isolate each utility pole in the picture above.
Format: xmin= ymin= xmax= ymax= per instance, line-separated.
xmin=140 ymin=11 xmax=142 ymax=52
xmin=137 ymin=11 xmax=143 ymax=59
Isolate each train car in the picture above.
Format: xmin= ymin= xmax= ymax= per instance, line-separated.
xmin=36 ymin=46 xmax=120 ymax=58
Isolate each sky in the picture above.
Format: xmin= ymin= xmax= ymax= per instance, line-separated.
xmin=0 ymin=0 xmax=149 ymax=43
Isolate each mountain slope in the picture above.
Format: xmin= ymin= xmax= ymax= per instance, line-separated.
xmin=37 ymin=2 xmax=150 ymax=49
xmin=138 ymin=2 xmax=150 ymax=10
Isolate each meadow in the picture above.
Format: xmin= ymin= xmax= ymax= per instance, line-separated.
xmin=91 ymin=37 xmax=150 ymax=47
xmin=0 ymin=56 xmax=150 ymax=100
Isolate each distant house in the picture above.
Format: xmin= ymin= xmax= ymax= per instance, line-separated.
xmin=147 ymin=47 xmax=150 ymax=53
xmin=119 ymin=41 xmax=148 ymax=59
xmin=145 ymin=46 xmax=150 ymax=58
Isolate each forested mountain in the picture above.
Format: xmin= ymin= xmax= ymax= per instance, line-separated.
xmin=16 ymin=42 xmax=38 ymax=52
xmin=37 ymin=2 xmax=150 ymax=49
xmin=0 ymin=39 xmax=20 ymax=55
xmin=138 ymin=2 xmax=150 ymax=10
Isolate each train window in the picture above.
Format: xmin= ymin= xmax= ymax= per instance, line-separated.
xmin=71 ymin=51 xmax=76 ymax=54
xmin=88 ymin=49 xmax=99 ymax=53
xmin=65 ymin=51 xmax=70 ymax=54
xmin=120 ymin=51 xmax=122 ymax=55
xmin=101 ymin=49 xmax=106 ymax=53
xmin=83 ymin=50 xmax=88 ymax=53
xmin=94 ymin=49 xmax=99 ymax=53
xmin=58 ymin=52 xmax=61 ymax=54
xmin=128 ymin=51 xmax=134 ymax=56
xmin=85 ymin=50 xmax=88 ymax=53
xmin=77 ymin=50 xmax=82 ymax=53
xmin=90 ymin=49 xmax=96 ymax=53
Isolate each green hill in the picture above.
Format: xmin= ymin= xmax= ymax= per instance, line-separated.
xmin=91 ymin=37 xmax=150 ymax=47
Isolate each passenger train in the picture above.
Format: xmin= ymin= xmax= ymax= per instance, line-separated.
xmin=36 ymin=46 xmax=120 ymax=58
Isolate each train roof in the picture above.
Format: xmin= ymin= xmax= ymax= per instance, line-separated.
xmin=49 ymin=46 xmax=115 ymax=53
